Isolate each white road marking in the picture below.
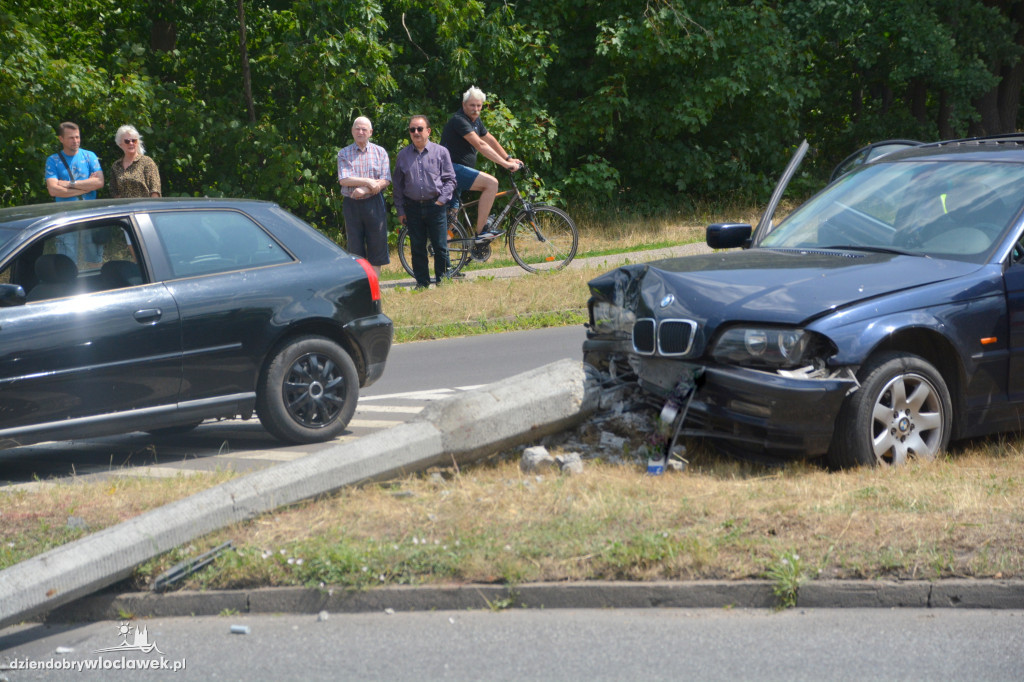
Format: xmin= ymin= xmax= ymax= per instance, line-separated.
xmin=355 ymin=404 xmax=423 ymax=414
xmin=360 ymin=385 xmax=485 ymax=402
xmin=348 ymin=418 xmax=403 ymax=429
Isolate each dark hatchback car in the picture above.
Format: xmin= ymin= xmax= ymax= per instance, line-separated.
xmin=585 ymin=135 xmax=1024 ymax=468
xmin=0 ymin=198 xmax=391 ymax=448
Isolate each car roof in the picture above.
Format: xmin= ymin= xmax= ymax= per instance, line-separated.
xmin=870 ymin=134 xmax=1024 ymax=165
xmin=0 ymin=197 xmax=278 ymax=226
xmin=0 ymin=198 xmax=285 ymax=259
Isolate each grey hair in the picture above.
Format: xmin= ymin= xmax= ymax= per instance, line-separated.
xmin=462 ymin=86 xmax=486 ymax=103
xmin=115 ymin=124 xmax=146 ymax=155
xmin=353 ymin=116 xmax=373 ymax=130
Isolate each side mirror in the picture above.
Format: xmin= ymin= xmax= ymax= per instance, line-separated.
xmin=707 ymin=223 xmax=752 ymax=250
xmin=0 ymin=283 xmax=26 ymax=307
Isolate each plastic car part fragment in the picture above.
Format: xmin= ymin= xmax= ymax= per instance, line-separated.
xmin=656 ymin=367 xmax=705 ymax=463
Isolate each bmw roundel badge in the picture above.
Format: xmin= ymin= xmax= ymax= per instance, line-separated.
xmin=660 ymin=294 xmax=675 ymax=308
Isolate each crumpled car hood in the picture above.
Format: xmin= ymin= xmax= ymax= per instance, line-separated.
xmin=589 ymin=248 xmax=982 ymax=328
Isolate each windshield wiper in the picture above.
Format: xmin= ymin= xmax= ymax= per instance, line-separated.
xmin=821 ymin=245 xmax=923 ymax=257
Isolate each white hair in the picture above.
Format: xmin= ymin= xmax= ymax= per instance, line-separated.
xmin=462 ymin=86 xmax=486 ymax=103
xmin=353 ymin=116 xmax=373 ymax=130
xmin=114 ymin=124 xmax=146 ymax=155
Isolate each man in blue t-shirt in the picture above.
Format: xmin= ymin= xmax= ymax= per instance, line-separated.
xmin=44 ymin=121 xmax=106 ymax=263
xmin=45 ymin=121 xmax=104 ymax=201
xmin=440 ymin=86 xmax=522 ymax=244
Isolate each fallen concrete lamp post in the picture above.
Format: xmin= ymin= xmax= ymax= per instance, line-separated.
xmin=0 ymin=359 xmax=598 ymax=629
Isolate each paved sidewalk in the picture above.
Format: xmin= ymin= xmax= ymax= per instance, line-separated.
xmin=380 ymin=241 xmax=714 ymax=289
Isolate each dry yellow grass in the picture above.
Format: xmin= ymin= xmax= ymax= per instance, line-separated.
xmin=4 ymin=437 xmax=1023 ymax=589
xmin=379 ymin=204 xmax=724 ymax=282
xmin=381 ymin=266 xmax=597 ymax=339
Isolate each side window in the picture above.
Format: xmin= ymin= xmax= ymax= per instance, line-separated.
xmin=2 ymin=222 xmax=143 ymax=303
xmin=150 ymin=210 xmax=292 ymax=279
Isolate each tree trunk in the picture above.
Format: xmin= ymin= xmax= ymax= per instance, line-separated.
xmin=238 ymin=0 xmax=256 ymax=123
xmin=150 ymin=0 xmax=176 ymax=52
xmin=972 ymin=80 xmax=1001 ymax=136
xmin=151 ymin=21 xmax=176 ymax=52
xmin=996 ymin=0 xmax=1024 ymax=131
xmin=937 ymin=90 xmax=954 ymax=140
xmin=908 ymin=79 xmax=928 ymax=125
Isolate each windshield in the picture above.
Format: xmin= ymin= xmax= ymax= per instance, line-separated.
xmin=761 ymin=160 xmax=1024 ymax=263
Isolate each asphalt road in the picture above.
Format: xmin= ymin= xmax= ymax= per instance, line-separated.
xmin=0 ymin=326 xmax=587 ymax=489
xmin=3 ymin=608 xmax=1023 ymax=681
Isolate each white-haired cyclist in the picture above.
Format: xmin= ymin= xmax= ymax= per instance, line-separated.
xmin=439 ymin=86 xmax=522 ymax=244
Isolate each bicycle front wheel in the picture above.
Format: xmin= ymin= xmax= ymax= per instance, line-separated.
xmin=509 ymin=205 xmax=578 ymax=273
xmin=397 ymin=221 xmax=471 ymax=279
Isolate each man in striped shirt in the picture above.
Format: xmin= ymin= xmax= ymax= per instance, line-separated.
xmin=337 ymin=116 xmax=392 ymax=276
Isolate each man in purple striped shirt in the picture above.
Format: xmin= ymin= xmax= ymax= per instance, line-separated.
xmin=393 ymin=115 xmax=456 ymax=289
xmin=337 ymin=116 xmax=391 ymax=276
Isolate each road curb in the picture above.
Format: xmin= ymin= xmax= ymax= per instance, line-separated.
xmin=40 ymin=579 xmax=1024 ymax=622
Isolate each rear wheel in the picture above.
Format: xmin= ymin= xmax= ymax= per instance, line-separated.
xmin=509 ymin=205 xmax=578 ymax=272
xmin=257 ymin=335 xmax=358 ymax=443
xmin=828 ymin=352 xmax=951 ymax=469
xmin=397 ymin=220 xmax=471 ymax=280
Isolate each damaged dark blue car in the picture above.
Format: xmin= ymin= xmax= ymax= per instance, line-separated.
xmin=584 ymin=136 xmax=1024 ymax=468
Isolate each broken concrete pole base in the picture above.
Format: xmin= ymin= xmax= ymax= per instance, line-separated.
xmin=0 ymin=359 xmax=598 ymax=630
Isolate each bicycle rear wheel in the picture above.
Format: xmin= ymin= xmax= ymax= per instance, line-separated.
xmin=446 ymin=220 xmax=470 ymax=277
xmin=397 ymin=221 xmax=470 ymax=279
xmin=509 ymin=205 xmax=578 ymax=273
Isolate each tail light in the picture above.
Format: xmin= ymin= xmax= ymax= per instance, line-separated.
xmin=355 ymin=258 xmax=380 ymax=301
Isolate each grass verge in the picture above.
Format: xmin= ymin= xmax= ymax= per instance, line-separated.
xmin=378 ymin=201 xmax=712 ymax=281
xmin=3 ymin=439 xmax=1023 ymax=594
xmin=383 ymin=266 xmax=596 ymax=342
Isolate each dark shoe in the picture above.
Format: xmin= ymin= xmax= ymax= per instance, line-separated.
xmin=473 ymin=216 xmax=498 ymax=243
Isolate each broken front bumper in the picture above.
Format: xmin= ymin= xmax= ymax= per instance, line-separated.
xmin=586 ymin=340 xmax=857 ymax=458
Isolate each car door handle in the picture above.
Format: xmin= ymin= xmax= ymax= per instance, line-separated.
xmin=133 ymin=308 xmax=163 ymax=324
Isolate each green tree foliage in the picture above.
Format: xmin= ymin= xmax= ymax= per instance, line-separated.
xmin=781 ymin=0 xmax=1016 ymax=172
xmin=2 ymin=0 xmax=1024 ymax=223
xmin=0 ymin=0 xmax=155 ymax=205
xmin=515 ymin=0 xmax=807 ymax=203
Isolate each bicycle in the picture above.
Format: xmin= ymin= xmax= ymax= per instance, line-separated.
xmin=397 ymin=165 xmax=578 ymax=278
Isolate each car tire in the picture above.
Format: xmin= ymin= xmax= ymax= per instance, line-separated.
xmin=828 ymin=351 xmax=951 ymax=469
xmin=257 ymin=335 xmax=359 ymax=444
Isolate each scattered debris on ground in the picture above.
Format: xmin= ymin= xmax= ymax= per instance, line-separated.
xmin=511 ymin=377 xmax=687 ymax=476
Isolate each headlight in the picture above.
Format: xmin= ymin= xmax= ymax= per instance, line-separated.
xmin=713 ymin=327 xmax=813 ymax=368
xmin=589 ymin=300 xmax=635 ymax=335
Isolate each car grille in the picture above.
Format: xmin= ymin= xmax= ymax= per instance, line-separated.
xmin=632 ymin=318 xmax=697 ymax=356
